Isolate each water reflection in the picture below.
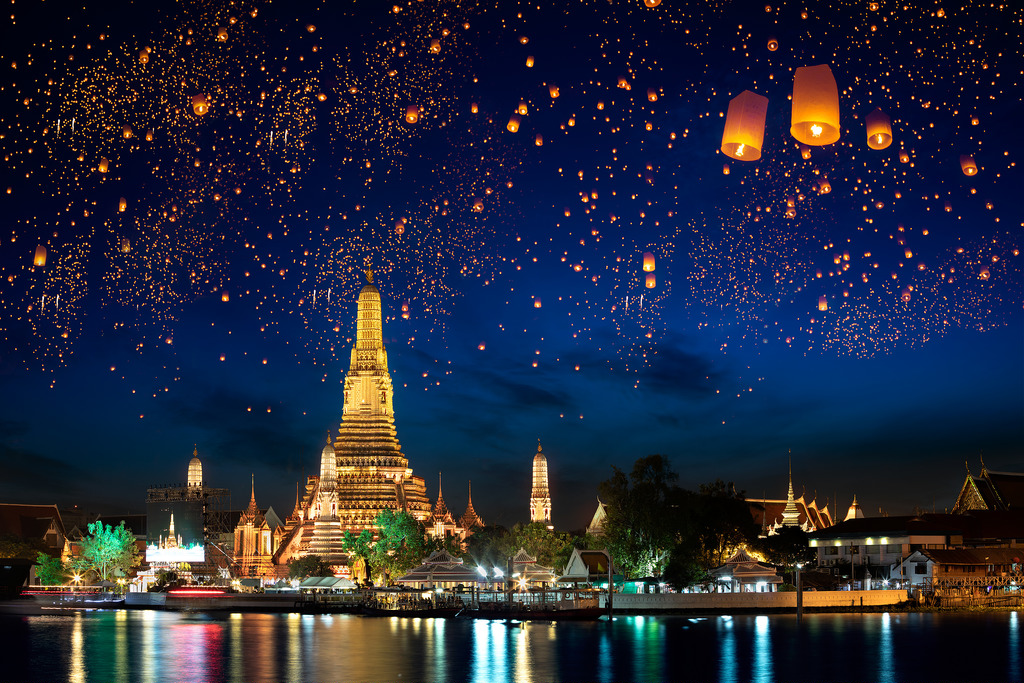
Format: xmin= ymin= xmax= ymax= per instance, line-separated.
xmin=5 ymin=609 xmax=1023 ymax=683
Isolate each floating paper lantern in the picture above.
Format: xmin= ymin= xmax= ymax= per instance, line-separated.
xmin=644 ymin=0 xmax=662 ymax=6
xmin=960 ymin=155 xmax=978 ymax=176
xmin=507 ymin=114 xmax=520 ymax=132
xmin=217 ymin=27 xmax=228 ymax=42
xmin=549 ymin=85 xmax=559 ymax=99
xmin=98 ymin=157 xmax=109 ymax=173
xmin=865 ymin=107 xmax=892 ymax=149
xmin=533 ymin=297 xmax=542 ymax=308
xmin=645 ymin=273 xmax=656 ymax=288
xmin=720 ymin=90 xmax=769 ymax=161
xmin=526 ymin=55 xmax=534 ymax=67
xmin=118 ymin=197 xmax=127 ymax=212
xmin=122 ymin=125 xmax=133 ymax=139
xmin=518 ymin=101 xmax=528 ymax=115
xmin=767 ymin=37 xmax=779 ymax=51
xmin=818 ymin=177 xmax=831 ymax=193
xmin=472 ymin=198 xmax=484 ymax=212
xmin=221 ymin=291 xmax=230 ymax=302
xmin=306 ymin=24 xmax=316 ymax=33
xmin=899 ymin=149 xmax=909 ymax=163
xmin=643 ymin=252 xmax=655 ymax=272
xmin=471 ymin=102 xmax=479 ymax=113
xmin=405 ymin=105 xmax=420 ymax=123
xmin=818 ymin=295 xmax=828 ymax=311
xmin=429 ymin=39 xmax=441 ymax=53
xmin=145 ymin=129 xmax=154 ymax=142
xmin=800 ymin=144 xmax=812 ymax=160
xmin=791 ymin=64 xmax=840 ymax=145
xmin=647 ymin=88 xmax=658 ymax=102
xmin=33 ymin=245 xmax=47 ymax=267
xmin=723 ymin=163 xmax=730 ymax=175
xmin=121 ymin=238 xmax=131 ymax=253
xmin=192 ymin=94 xmax=209 ymax=116
xmin=139 ymin=48 xmax=150 ymax=64
xmin=901 ymin=286 xmax=912 ymax=302
xmin=534 ymin=134 xmax=543 ymax=146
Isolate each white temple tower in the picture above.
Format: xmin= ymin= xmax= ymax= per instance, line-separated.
xmin=530 ymin=440 xmax=551 ymax=524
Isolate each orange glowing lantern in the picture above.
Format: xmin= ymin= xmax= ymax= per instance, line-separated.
xmin=405 ymin=105 xmax=420 ymax=123
xmin=549 ymin=85 xmax=559 ymax=99
xmin=959 ymin=155 xmax=978 ymax=175
xmin=118 ymin=197 xmax=127 ymax=212
xmin=533 ymin=297 xmax=542 ymax=308
xmin=643 ymin=252 xmax=655 ymax=272
xmin=535 ymin=134 xmax=543 ymax=146
xmin=723 ymin=163 xmax=730 ymax=175
xmin=865 ymin=107 xmax=892 ymax=150
xmin=518 ymin=101 xmax=528 ymax=115
xmin=644 ymin=0 xmax=662 ymax=6
xmin=791 ymin=64 xmax=841 ymax=145
xmin=818 ymin=177 xmax=831 ymax=194
xmin=800 ymin=144 xmax=812 ymax=159
xmin=429 ymin=39 xmax=441 ymax=53
xmin=98 ymin=157 xmax=109 ymax=173
xmin=217 ymin=27 xmax=228 ymax=42
xmin=645 ymin=273 xmax=656 ymax=288
xmin=33 ymin=245 xmax=47 ymax=267
xmin=138 ymin=48 xmax=150 ymax=64
xmin=818 ymin=295 xmax=828 ymax=311
xmin=647 ymin=88 xmax=658 ymax=102
xmin=721 ymin=90 xmax=769 ymax=161
xmin=767 ymin=37 xmax=779 ymax=51
xmin=507 ymin=114 xmax=520 ymax=133
xmin=471 ymin=102 xmax=479 ymax=113
xmin=526 ymin=55 xmax=534 ymax=67
xmin=221 ymin=291 xmax=230 ymax=302
xmin=192 ymin=94 xmax=209 ymax=116
xmin=122 ymin=125 xmax=133 ymax=139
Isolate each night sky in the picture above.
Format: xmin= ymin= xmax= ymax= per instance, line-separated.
xmin=0 ymin=0 xmax=1020 ymax=531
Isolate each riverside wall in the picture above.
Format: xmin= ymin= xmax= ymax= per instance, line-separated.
xmin=603 ymin=589 xmax=907 ymax=611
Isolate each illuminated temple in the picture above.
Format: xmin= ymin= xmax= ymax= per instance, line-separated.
xmin=268 ymin=270 xmax=436 ymax=575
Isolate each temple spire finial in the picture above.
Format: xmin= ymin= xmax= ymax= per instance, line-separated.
xmin=537 ymin=438 xmax=542 ymax=453
xmin=193 ymin=443 xmax=198 ymax=457
xmin=365 ymin=267 xmax=374 ymax=284
xmin=438 ymin=472 xmax=443 ymax=500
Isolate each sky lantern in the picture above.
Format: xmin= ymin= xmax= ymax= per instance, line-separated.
xmin=617 ymin=76 xmax=631 ymax=90
xmin=138 ymin=48 xmax=150 ymax=64
xmin=979 ymin=266 xmax=990 ymax=280
xmin=429 ymin=39 xmax=441 ymax=53
xmin=192 ymin=94 xmax=209 ymax=116
xmin=818 ymin=177 xmax=831 ymax=194
xmin=471 ymin=102 xmax=479 ymax=113
xmin=960 ymin=155 xmax=978 ymax=175
xmin=865 ymin=107 xmax=892 ymax=149
xmin=647 ymin=88 xmax=658 ymax=102
xmin=120 ymin=238 xmax=131 ymax=253
xmin=221 ymin=291 xmax=230 ymax=302
xmin=118 ymin=197 xmax=127 ymax=212
xmin=533 ymin=297 xmax=542 ymax=308
xmin=643 ymin=252 xmax=655 ymax=272
xmin=33 ymin=245 xmax=47 ymax=267
xmin=405 ymin=105 xmax=420 ymax=123
xmin=395 ymin=218 xmax=406 ymax=234
xmin=901 ymin=286 xmax=912 ymax=302
xmin=122 ymin=125 xmax=133 ymax=139
xmin=767 ymin=37 xmax=779 ymax=51
xmin=800 ymin=144 xmax=811 ymax=159
xmin=549 ymin=85 xmax=559 ymax=99
xmin=472 ymin=198 xmax=484 ymax=212
xmin=723 ymin=163 xmax=730 ymax=175
xmin=790 ymin=64 xmax=841 ymax=145
xmin=818 ymin=295 xmax=828 ymax=311
xmin=644 ymin=0 xmax=662 ymax=7
xmin=507 ymin=114 xmax=520 ymax=133
xmin=720 ymin=90 xmax=769 ymax=161
xmin=217 ymin=27 xmax=228 ymax=42
xmin=401 ymin=301 xmax=410 ymax=319
xmin=526 ymin=55 xmax=534 ymax=67
xmin=534 ymin=134 xmax=543 ymax=146
xmin=518 ymin=101 xmax=528 ymax=115
xmin=145 ymin=129 xmax=154 ymax=142
xmin=645 ymin=273 xmax=656 ymax=288
xmin=899 ymin=149 xmax=909 ymax=163
xmin=98 ymin=157 xmax=109 ymax=173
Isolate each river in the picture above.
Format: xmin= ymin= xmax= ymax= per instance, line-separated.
xmin=1 ymin=609 xmax=1020 ymax=682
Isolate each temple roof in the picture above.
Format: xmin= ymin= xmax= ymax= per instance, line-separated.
xmin=459 ymin=481 xmax=484 ymax=529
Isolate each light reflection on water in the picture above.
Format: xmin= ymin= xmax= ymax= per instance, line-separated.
xmin=2 ymin=609 xmax=1022 ymax=682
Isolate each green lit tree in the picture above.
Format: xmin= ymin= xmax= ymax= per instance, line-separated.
xmin=370 ymin=509 xmax=430 ymax=585
xmin=77 ymin=521 xmax=141 ymax=583
xmin=286 ymin=554 xmax=335 ymax=579
xmin=34 ymin=552 xmax=70 ymax=585
xmin=342 ymin=529 xmax=375 ymax=578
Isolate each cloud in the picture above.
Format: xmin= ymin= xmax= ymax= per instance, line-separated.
xmin=0 ymin=442 xmax=87 ymax=502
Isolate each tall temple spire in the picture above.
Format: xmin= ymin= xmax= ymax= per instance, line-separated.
xmin=781 ymin=452 xmax=801 ymax=527
xmin=326 ymin=270 xmax=431 ymax=533
xmin=530 ymin=440 xmax=551 ymax=524
xmin=460 ymin=480 xmax=484 ymax=530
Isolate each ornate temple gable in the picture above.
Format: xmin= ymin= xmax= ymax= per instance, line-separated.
xmin=952 ymin=474 xmax=990 ymax=513
xmin=459 ymin=481 xmax=484 ymax=531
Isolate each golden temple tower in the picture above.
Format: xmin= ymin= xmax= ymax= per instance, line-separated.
xmin=530 ymin=440 xmax=551 ymax=524
xmin=331 ymin=269 xmax=431 ymax=532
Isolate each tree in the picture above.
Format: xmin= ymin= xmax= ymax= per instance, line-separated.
xmin=34 ymin=552 xmax=69 ymax=585
xmin=287 ymin=554 xmax=335 ymax=579
xmin=1 ymin=534 xmax=42 ymax=560
xmin=77 ymin=521 xmax=141 ymax=583
xmin=598 ymin=455 xmax=681 ymax=578
xmin=342 ymin=529 xmax=374 ymax=578
xmin=369 ymin=510 xmax=431 ymax=584
xmin=754 ymin=526 xmax=816 ymax=570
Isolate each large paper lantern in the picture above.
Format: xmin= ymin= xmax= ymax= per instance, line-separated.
xmin=959 ymin=155 xmax=978 ymax=176
xmin=643 ymin=252 xmax=655 ymax=272
xmin=865 ymin=107 xmax=892 ymax=150
xmin=791 ymin=64 xmax=840 ymax=145
xmin=720 ymin=90 xmax=769 ymax=161
xmin=192 ymin=94 xmax=209 ymax=116
xmin=33 ymin=245 xmax=47 ymax=267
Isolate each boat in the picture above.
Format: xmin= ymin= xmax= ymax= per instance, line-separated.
xmin=462 ymin=587 xmax=605 ymax=621
xmin=359 ymin=590 xmax=465 ymax=618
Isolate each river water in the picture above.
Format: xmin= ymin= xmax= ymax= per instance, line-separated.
xmin=1 ymin=609 xmax=1020 ymax=682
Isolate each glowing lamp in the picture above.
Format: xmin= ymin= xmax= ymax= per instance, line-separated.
xmin=901 ymin=287 xmax=912 ymax=302
xmin=818 ymin=177 xmax=831 ymax=194
xmin=643 ymin=252 xmax=655 ymax=272
xmin=518 ymin=101 xmax=528 ymax=115
xmin=429 ymin=39 xmax=441 ymax=53
xmin=721 ymin=90 xmax=769 ymax=161
xmin=192 ymin=94 xmax=210 ymax=116
xmin=471 ymin=102 xmax=479 ymax=113
xmin=644 ymin=0 xmax=661 ymax=6
xmin=549 ymin=85 xmax=559 ymax=98
xmin=507 ymin=114 xmax=520 ymax=133
xmin=818 ymin=295 xmax=827 ymax=311
xmin=217 ymin=27 xmax=228 ymax=42
xmin=533 ymin=297 xmax=542 ymax=308
xmin=767 ymin=37 xmax=779 ymax=51
xmin=959 ymin=155 xmax=977 ymax=176
xmin=800 ymin=144 xmax=811 ymax=159
xmin=790 ymin=64 xmax=841 ymax=145
xmin=645 ymin=273 xmax=656 ymax=288
xmin=526 ymin=55 xmax=534 ymax=67
xmin=405 ymin=105 xmax=420 ymax=123
xmin=723 ymin=163 xmax=730 ymax=175
xmin=118 ymin=197 xmax=127 ymax=212
xmin=647 ymin=88 xmax=658 ymax=102
xmin=221 ymin=292 xmax=230 ymax=302
xmin=138 ymin=49 xmax=150 ymax=64
xmin=33 ymin=245 xmax=47 ymax=267
xmin=534 ymin=134 xmax=543 ymax=146
xmin=865 ymin=107 xmax=892 ymax=150
xmin=98 ymin=157 xmax=109 ymax=173
xmin=122 ymin=125 xmax=133 ymax=139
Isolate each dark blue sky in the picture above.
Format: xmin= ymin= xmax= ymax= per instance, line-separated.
xmin=0 ymin=0 xmax=1020 ymax=529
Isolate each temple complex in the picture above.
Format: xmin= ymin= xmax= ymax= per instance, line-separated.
xmin=748 ymin=462 xmax=834 ymax=535
xmin=530 ymin=441 xmax=551 ymax=524
xmin=233 ymin=476 xmax=277 ymax=578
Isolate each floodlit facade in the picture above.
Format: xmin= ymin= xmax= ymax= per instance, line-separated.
xmin=530 ymin=441 xmax=551 ymax=524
